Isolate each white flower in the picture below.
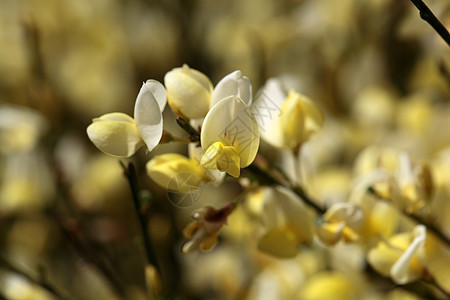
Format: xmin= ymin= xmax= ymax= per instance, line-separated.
xmin=251 ymin=78 xmax=323 ymax=150
xmin=210 ymin=70 xmax=252 ymax=108
xmin=200 ymin=96 xmax=259 ymax=178
xmin=87 ymin=80 xmax=166 ymax=157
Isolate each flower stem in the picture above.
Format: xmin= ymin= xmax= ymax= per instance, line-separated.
xmin=246 ymin=162 xmax=326 ymax=214
xmin=409 ymin=0 xmax=450 ymax=46
xmin=175 ymin=117 xmax=200 ymax=143
xmin=119 ymin=162 xmax=162 ymax=282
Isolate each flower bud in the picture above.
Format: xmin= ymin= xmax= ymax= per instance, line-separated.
xmin=146 ymin=153 xmax=210 ymax=192
xmin=164 ymin=64 xmax=213 ymax=119
xmin=280 ymin=90 xmax=323 ymax=150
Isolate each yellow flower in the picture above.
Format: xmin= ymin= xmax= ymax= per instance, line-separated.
xmin=298 ymin=271 xmax=357 ymax=300
xmin=368 ymin=225 xmax=426 ymax=284
xmin=247 ymin=186 xmax=315 ymax=258
xmin=423 ymin=233 xmax=450 ymax=294
xmin=164 ymin=64 xmax=213 ymax=119
xmin=200 ymin=96 xmax=259 ymax=178
xmin=146 ymin=153 xmax=210 ymax=192
xmin=0 ymin=105 xmax=48 ymax=154
xmin=353 ymin=146 xmax=433 ymax=214
xmin=317 ymin=202 xmax=364 ymax=246
xmin=87 ymin=80 xmax=167 ymax=157
xmin=252 ymin=78 xmax=323 ymax=150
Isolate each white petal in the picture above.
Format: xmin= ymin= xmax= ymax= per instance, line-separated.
xmin=251 ymin=79 xmax=285 ymax=148
xmin=134 ymin=83 xmax=165 ymax=152
xmin=210 ymin=70 xmax=253 ymax=108
xmin=142 ymin=80 xmax=167 ymax=112
xmin=201 ymin=96 xmax=259 ymax=167
xmin=237 ymin=75 xmax=252 ymax=106
xmin=87 ymin=113 xmax=144 ymax=157
xmin=390 ymin=225 xmax=426 ymax=284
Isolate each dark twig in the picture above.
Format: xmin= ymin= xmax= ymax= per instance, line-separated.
xmin=409 ymin=0 xmax=450 ymax=46
xmin=246 ymin=163 xmax=326 ymax=214
xmin=176 ymin=117 xmax=201 ymax=143
xmin=119 ymin=162 xmax=161 ymax=275
xmin=0 ymin=256 xmax=70 ymax=300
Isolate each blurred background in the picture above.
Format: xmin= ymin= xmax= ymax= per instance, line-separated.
xmin=0 ymin=0 xmax=449 ymax=299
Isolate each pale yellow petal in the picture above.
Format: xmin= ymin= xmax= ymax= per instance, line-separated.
xmin=164 ymin=64 xmax=212 ymax=119
xmin=424 ymin=233 xmax=450 ymax=294
xmin=301 ymin=94 xmax=324 ymax=138
xmin=279 ymin=91 xmax=305 ymax=148
xmin=201 ymin=142 xmax=241 ymax=178
xmin=298 ymin=272 xmax=355 ymax=300
xmin=201 ymin=95 xmax=259 ymax=168
xmin=87 ymin=114 xmax=143 ymax=157
xmin=317 ymin=222 xmax=345 ymax=246
xmin=146 ymin=154 xmax=207 ymax=192
xmin=257 ymin=227 xmax=299 ymax=258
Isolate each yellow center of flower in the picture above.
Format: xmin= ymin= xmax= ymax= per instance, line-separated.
xmin=201 ymin=142 xmax=241 ymax=178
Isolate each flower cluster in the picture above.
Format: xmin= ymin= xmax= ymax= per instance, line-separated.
xmin=86 ymin=62 xmax=450 ymax=298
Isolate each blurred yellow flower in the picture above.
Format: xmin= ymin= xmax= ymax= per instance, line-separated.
xmin=297 ymin=271 xmax=356 ymax=300
xmin=368 ymin=225 xmax=426 ymax=284
xmin=247 ymin=186 xmax=315 ymax=258
xmin=0 ymin=105 xmax=48 ymax=154
xmin=317 ymin=202 xmax=364 ymax=246
xmin=252 ymin=78 xmax=323 ymax=151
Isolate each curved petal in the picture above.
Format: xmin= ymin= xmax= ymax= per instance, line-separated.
xmin=189 ymin=143 xmax=226 ymax=185
xmin=257 ymin=227 xmax=299 ymax=258
xmin=164 ymin=65 xmax=212 ymax=119
xmin=201 ymin=96 xmax=259 ymax=168
xmin=301 ymin=94 xmax=324 ymax=138
xmin=134 ymin=83 xmax=165 ymax=152
xmin=424 ymin=233 xmax=450 ymax=294
xmin=87 ymin=113 xmax=143 ymax=157
xmin=390 ymin=225 xmax=426 ymax=284
xmin=201 ymin=142 xmax=241 ymax=178
xmin=95 ymin=112 xmax=135 ymax=123
xmin=146 ymin=153 xmax=207 ymax=192
xmin=280 ymin=91 xmax=305 ymax=148
xmin=142 ymin=80 xmax=167 ymax=112
xmin=210 ymin=70 xmax=252 ymax=108
xmin=251 ymin=79 xmax=285 ymax=148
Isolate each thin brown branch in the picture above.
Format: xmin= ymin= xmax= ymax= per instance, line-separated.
xmin=409 ymin=0 xmax=450 ymax=46
xmin=120 ymin=162 xmax=161 ymax=280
